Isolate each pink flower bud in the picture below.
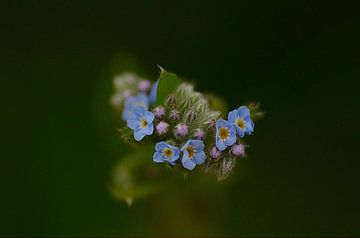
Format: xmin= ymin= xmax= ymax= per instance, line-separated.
xmin=153 ymin=106 xmax=166 ymax=118
xmin=156 ymin=121 xmax=169 ymax=135
xmin=194 ymin=129 xmax=205 ymax=140
xmin=231 ymin=143 xmax=245 ymax=156
xmin=175 ymin=124 xmax=188 ymax=137
xmin=138 ymin=80 xmax=151 ymax=92
xmin=210 ymin=146 xmax=221 ymax=159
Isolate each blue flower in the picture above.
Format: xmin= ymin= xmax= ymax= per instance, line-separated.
xmin=228 ymin=106 xmax=254 ymax=137
xmin=181 ymin=140 xmax=206 ymax=170
xmin=122 ymin=93 xmax=149 ymax=121
xmin=215 ymin=119 xmax=237 ymax=151
xmin=127 ymin=107 xmax=154 ymax=141
xmin=153 ymin=142 xmax=180 ymax=165
xmin=149 ymin=80 xmax=159 ymax=104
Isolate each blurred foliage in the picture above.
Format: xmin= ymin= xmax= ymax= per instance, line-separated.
xmin=110 ymin=145 xmax=158 ymax=206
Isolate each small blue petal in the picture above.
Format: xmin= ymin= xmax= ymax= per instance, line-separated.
xmin=155 ymin=141 xmax=168 ymax=152
xmin=245 ymin=120 xmax=254 ymax=134
xmin=122 ymin=108 xmax=133 ymax=121
xmin=169 ymin=147 xmax=180 ymax=162
xmin=242 ymin=114 xmax=251 ymax=122
xmin=132 ymin=106 xmax=146 ymax=117
xmin=237 ymin=106 xmax=250 ymax=119
xmin=235 ymin=126 xmax=246 ymax=137
xmin=228 ymin=110 xmax=238 ymax=123
xmin=136 ymin=93 xmax=149 ymax=103
xmin=228 ymin=124 xmax=236 ymax=137
xmin=173 ymin=147 xmax=180 ymax=157
xmin=124 ymin=97 xmax=136 ymax=109
xmin=182 ymin=157 xmax=196 ymax=170
xmin=190 ymin=140 xmax=205 ymax=151
xmin=216 ymin=138 xmax=227 ymax=151
xmin=127 ymin=118 xmax=139 ymax=130
xmin=216 ymin=119 xmax=228 ymax=128
xmin=182 ymin=152 xmax=190 ymax=161
xmin=134 ymin=130 xmax=145 ymax=141
xmin=125 ymin=93 xmax=149 ymax=110
xmin=194 ymin=151 xmax=206 ymax=164
xmin=153 ymin=152 xmax=164 ymax=163
xmin=181 ymin=140 xmax=190 ymax=151
xmin=141 ymin=123 xmax=154 ymax=135
xmin=149 ymin=80 xmax=159 ymax=104
xmin=226 ymin=134 xmax=237 ymax=146
xmin=144 ymin=111 xmax=155 ymax=123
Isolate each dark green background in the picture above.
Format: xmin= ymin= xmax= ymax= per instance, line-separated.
xmin=1 ymin=0 xmax=359 ymax=236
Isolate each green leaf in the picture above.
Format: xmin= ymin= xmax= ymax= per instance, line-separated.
xmin=155 ymin=69 xmax=182 ymax=106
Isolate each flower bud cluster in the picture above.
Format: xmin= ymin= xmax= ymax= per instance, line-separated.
xmin=111 ymin=70 xmax=260 ymax=180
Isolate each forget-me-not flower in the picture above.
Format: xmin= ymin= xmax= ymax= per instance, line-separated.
xmin=122 ymin=93 xmax=149 ymax=121
xmin=215 ymin=119 xmax=236 ymax=151
xmin=228 ymin=106 xmax=254 ymax=137
xmin=127 ymin=107 xmax=154 ymax=141
xmin=149 ymin=80 xmax=159 ymax=104
xmin=153 ymin=142 xmax=180 ymax=165
xmin=181 ymin=140 xmax=206 ymax=170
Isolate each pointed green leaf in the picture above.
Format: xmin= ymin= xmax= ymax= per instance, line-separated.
xmin=155 ymin=69 xmax=182 ymax=106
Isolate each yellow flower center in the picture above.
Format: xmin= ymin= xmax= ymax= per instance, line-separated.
xmin=219 ymin=127 xmax=229 ymax=139
xmin=162 ymin=148 xmax=174 ymax=158
xmin=186 ymin=146 xmax=195 ymax=158
xmin=140 ymin=118 xmax=148 ymax=128
xmin=236 ymin=118 xmax=245 ymax=129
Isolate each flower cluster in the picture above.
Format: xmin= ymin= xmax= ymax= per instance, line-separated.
xmin=111 ymin=70 xmax=261 ymax=180
xmin=111 ymin=72 xmax=153 ymax=109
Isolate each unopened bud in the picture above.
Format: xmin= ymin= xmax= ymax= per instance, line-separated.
xmin=138 ymin=80 xmax=151 ymax=92
xmin=210 ymin=146 xmax=221 ymax=159
xmin=169 ymin=109 xmax=180 ymax=121
xmin=156 ymin=121 xmax=169 ymax=135
xmin=175 ymin=123 xmax=188 ymax=137
xmin=185 ymin=108 xmax=197 ymax=123
xmin=231 ymin=143 xmax=245 ymax=156
xmin=153 ymin=106 xmax=166 ymax=118
xmin=166 ymin=95 xmax=177 ymax=108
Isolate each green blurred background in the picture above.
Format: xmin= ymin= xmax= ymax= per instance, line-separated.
xmin=1 ymin=0 xmax=359 ymax=236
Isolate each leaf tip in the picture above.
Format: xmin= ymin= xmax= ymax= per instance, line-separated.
xmin=157 ymin=65 xmax=165 ymax=72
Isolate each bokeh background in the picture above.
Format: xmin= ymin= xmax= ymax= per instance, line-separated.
xmin=1 ymin=0 xmax=359 ymax=236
